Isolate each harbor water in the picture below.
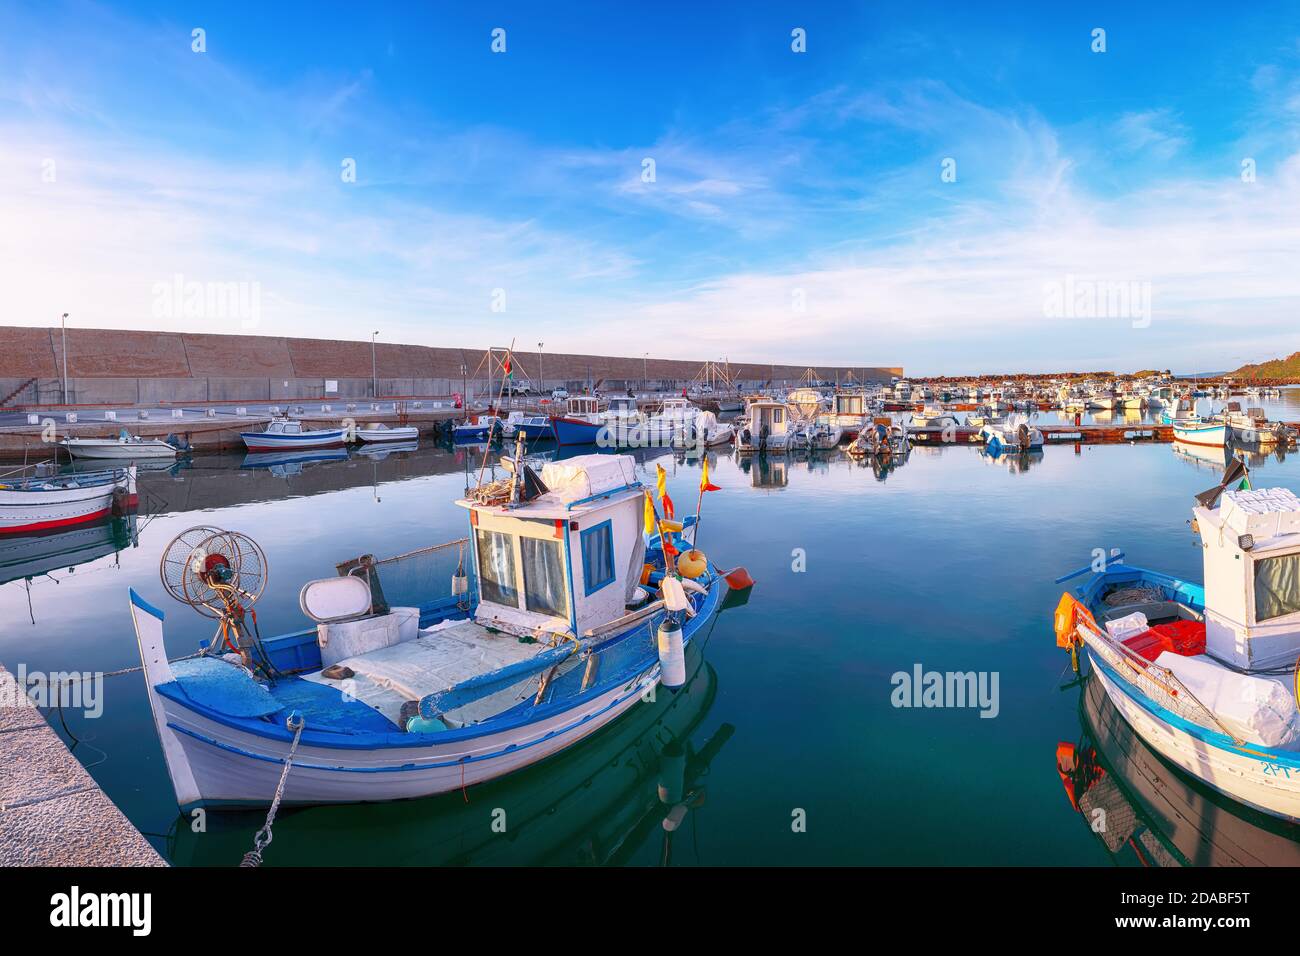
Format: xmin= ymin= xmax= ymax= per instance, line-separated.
xmin=5 ymin=393 xmax=1300 ymax=865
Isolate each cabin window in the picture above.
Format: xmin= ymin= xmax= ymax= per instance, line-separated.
xmin=581 ymin=521 xmax=616 ymax=595
xmin=521 ymin=536 xmax=568 ymax=618
xmin=285 ymin=422 xmax=301 ymax=434
xmin=475 ymin=529 xmax=518 ymax=607
xmin=1254 ymin=553 xmax=1300 ymax=622
xmin=772 ymin=408 xmax=784 ymax=424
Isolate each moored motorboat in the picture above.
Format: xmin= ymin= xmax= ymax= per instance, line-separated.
xmin=980 ymin=414 xmax=1044 ymax=454
xmin=1054 ymin=465 xmax=1300 ymax=821
xmin=61 ymin=431 xmax=181 ymax=460
xmin=0 ymin=465 xmax=137 ymax=535
xmin=241 ymin=417 xmax=348 ymax=452
xmin=355 ymin=423 xmax=419 ymax=443
xmin=734 ymin=400 xmax=793 ymax=454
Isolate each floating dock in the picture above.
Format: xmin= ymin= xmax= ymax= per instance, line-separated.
xmin=0 ymin=664 xmax=165 ymax=866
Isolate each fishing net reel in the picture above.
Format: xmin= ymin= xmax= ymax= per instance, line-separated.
xmin=159 ymin=526 xmax=274 ymax=674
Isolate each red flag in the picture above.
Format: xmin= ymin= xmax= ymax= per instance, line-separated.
xmin=661 ymin=492 xmax=674 ymax=519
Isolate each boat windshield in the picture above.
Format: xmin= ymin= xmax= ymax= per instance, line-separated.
xmin=1253 ymin=552 xmax=1300 ymax=622
xmin=475 ymin=529 xmax=518 ymax=606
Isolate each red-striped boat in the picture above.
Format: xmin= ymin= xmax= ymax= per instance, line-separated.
xmin=0 ymin=466 xmax=137 ymax=535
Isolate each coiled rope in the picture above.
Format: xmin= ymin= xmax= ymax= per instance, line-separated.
xmin=240 ymin=712 xmax=305 ymax=867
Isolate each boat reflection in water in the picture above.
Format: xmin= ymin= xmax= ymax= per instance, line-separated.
xmin=241 ymin=447 xmax=350 ymax=477
xmin=169 ymin=637 xmax=732 ymax=866
xmin=1057 ymin=673 xmax=1300 ymax=866
xmin=1170 ymin=439 xmax=1230 ymax=472
xmin=0 ymin=514 xmax=139 ymax=620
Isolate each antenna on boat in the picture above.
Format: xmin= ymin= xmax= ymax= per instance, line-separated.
xmin=159 ymin=525 xmax=274 ymax=675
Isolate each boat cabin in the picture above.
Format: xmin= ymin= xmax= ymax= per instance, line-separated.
xmin=458 ymin=454 xmax=645 ymax=639
xmin=606 ymin=395 xmax=639 ymax=418
xmin=745 ymin=400 xmax=790 ymax=441
xmin=833 ymin=390 xmax=867 ymax=417
xmin=1194 ymin=487 xmax=1300 ymax=670
xmin=264 ymin=418 xmax=306 ymax=435
xmin=566 ymin=396 xmax=601 ymax=419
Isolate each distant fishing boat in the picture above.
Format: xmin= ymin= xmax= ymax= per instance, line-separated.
xmin=910 ymin=404 xmax=958 ymax=429
xmin=0 ymin=466 xmax=136 ymax=535
xmin=549 ymin=396 xmax=606 ymax=446
xmin=499 ymin=412 xmax=552 ymax=441
xmin=1054 ymin=462 xmax=1300 ymax=822
xmin=453 ymin=415 xmax=503 ymax=443
xmin=355 ymin=423 xmax=419 ymax=443
xmin=61 ymin=431 xmax=181 ymax=460
xmin=241 ymin=418 xmax=347 ymax=452
xmin=128 ymin=451 xmax=750 ymax=809
xmin=672 ymin=411 xmax=733 ymax=450
xmin=1223 ymin=406 xmax=1295 ymax=446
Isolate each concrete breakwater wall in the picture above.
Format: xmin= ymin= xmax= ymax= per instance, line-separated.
xmin=0 ymin=326 xmax=901 ymax=407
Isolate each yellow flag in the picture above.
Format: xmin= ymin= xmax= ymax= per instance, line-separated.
xmin=643 ymin=490 xmax=655 ymax=535
xmin=655 ymin=463 xmax=667 ymax=501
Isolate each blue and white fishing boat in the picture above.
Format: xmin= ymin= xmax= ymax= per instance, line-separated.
xmin=1055 ymin=464 xmax=1300 ymax=821
xmin=452 ymin=415 xmax=503 ymax=442
xmin=241 ymin=417 xmax=347 ymax=452
xmin=549 ymin=396 xmax=605 ymax=446
xmin=129 ymin=453 xmax=748 ymax=808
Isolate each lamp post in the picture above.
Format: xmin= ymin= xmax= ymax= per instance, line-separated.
xmin=537 ymin=341 xmax=543 ymax=394
xmin=371 ymin=331 xmax=379 ymax=398
xmin=60 ymin=312 xmax=69 ymax=404
xmin=643 ymin=352 xmax=648 ymax=395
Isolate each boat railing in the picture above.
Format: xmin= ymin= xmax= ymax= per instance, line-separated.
xmin=1075 ymin=616 xmax=1245 ymax=745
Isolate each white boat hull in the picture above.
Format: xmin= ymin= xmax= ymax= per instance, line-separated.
xmin=0 ymin=468 xmax=136 ymax=534
xmin=1091 ymin=658 xmax=1300 ymax=821
xmin=63 ymin=440 xmax=177 ymax=460
xmin=356 ymin=426 xmax=419 ymax=443
xmin=149 ymin=672 xmax=656 ymax=806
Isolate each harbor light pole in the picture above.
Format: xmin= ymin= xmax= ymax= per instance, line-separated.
xmin=643 ymin=352 xmax=648 ymax=394
xmin=538 ymin=342 xmax=543 ymax=393
xmin=371 ymin=331 xmax=379 ymax=398
xmin=60 ymin=313 xmax=69 ymax=404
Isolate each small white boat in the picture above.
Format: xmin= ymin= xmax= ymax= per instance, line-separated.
xmin=0 ymin=466 xmax=136 ymax=535
xmin=980 ymin=414 xmax=1044 ymax=453
xmin=910 ymin=404 xmax=958 ymax=429
xmin=452 ymin=415 xmax=504 ymax=443
xmin=61 ymin=431 xmax=180 ymax=460
xmin=1171 ymin=418 xmax=1227 ymax=448
xmin=1224 ymin=407 xmax=1295 ymax=446
xmin=241 ymin=418 xmax=347 ymax=452
xmin=355 ymin=423 xmax=419 ymax=443
xmin=672 ymin=411 xmax=734 ymax=451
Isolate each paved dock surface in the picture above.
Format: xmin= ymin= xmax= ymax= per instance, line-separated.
xmin=0 ymin=665 xmax=165 ymax=866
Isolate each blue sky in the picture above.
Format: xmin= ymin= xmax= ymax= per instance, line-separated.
xmin=3 ymin=1 xmax=1300 ymax=374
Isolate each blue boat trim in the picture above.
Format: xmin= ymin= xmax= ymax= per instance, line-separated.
xmin=129 ymin=587 xmax=165 ymax=621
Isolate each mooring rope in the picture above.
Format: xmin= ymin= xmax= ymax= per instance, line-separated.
xmin=240 ymin=712 xmax=305 ymax=867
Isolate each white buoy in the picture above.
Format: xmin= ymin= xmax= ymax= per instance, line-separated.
xmin=657 ymin=619 xmax=686 ymax=689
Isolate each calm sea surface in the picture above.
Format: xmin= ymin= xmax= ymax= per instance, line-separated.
xmin=6 ymin=392 xmax=1300 ymax=865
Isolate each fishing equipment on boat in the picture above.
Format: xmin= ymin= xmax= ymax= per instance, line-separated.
xmin=676 ymin=548 xmax=708 ymax=579
xmin=159 ymin=526 xmax=274 ymax=675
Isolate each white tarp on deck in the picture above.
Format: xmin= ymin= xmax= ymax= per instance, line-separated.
xmin=540 ymin=454 xmax=637 ymax=503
